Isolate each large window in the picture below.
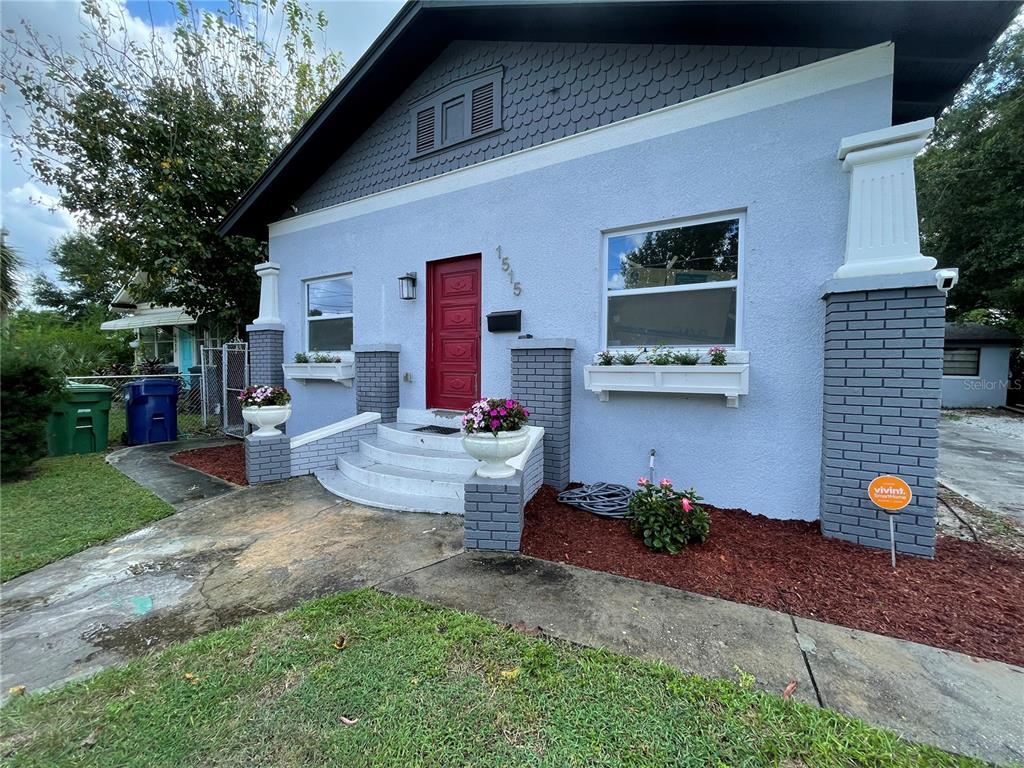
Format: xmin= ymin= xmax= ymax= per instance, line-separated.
xmin=306 ymin=274 xmax=353 ymax=353
xmin=943 ymin=347 xmax=980 ymax=377
xmin=138 ymin=325 xmax=175 ymax=363
xmin=604 ymin=214 xmax=741 ymax=348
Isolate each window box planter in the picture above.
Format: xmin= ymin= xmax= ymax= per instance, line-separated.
xmin=583 ymin=362 xmax=749 ymax=407
xmin=282 ymin=361 xmax=354 ymax=386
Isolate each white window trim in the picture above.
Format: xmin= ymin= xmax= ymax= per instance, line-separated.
xmin=303 ymin=273 xmax=354 ymax=357
xmin=599 ymin=209 xmax=745 ymax=352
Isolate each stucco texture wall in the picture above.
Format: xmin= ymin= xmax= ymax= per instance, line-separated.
xmin=270 ymin=69 xmax=892 ymax=520
xmin=941 ymin=346 xmax=1013 ymax=408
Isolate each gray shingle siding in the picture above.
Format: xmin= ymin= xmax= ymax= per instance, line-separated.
xmin=820 ymin=286 xmax=946 ymax=557
xmin=293 ymin=41 xmax=843 ymax=213
xmin=290 ymin=421 xmax=378 ymax=476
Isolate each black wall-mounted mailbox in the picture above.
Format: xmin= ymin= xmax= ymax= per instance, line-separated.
xmin=487 ymin=310 xmax=521 ymax=333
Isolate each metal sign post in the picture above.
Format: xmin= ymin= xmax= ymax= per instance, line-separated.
xmin=867 ymin=475 xmax=913 ymax=569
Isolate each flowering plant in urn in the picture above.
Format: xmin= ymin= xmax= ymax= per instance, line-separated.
xmin=239 ymin=385 xmax=292 ymax=436
xmin=461 ymin=397 xmax=530 ymax=478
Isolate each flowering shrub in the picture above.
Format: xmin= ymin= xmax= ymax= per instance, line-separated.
xmin=628 ymin=478 xmax=710 ymax=554
xmin=462 ymin=397 xmax=529 ymax=435
xmin=707 ymin=346 xmax=728 ymax=366
xmin=238 ymin=385 xmax=291 ymax=408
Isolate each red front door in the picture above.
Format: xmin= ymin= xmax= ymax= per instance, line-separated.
xmin=427 ymin=255 xmax=481 ymax=410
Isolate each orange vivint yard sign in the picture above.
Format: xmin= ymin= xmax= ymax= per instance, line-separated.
xmin=868 ymin=475 xmax=912 ymax=512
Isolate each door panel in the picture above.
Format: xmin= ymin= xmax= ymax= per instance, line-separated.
xmin=427 ymin=255 xmax=481 ymax=410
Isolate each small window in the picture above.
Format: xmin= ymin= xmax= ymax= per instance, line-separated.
xmin=605 ymin=214 xmax=741 ymax=348
xmin=138 ymin=325 xmax=175 ymax=363
xmin=943 ymin=347 xmax=980 ymax=376
xmin=410 ymin=67 xmax=502 ymax=159
xmin=306 ymin=275 xmax=353 ymax=353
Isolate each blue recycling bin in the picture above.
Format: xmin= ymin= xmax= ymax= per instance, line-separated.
xmin=124 ymin=378 xmax=179 ymax=445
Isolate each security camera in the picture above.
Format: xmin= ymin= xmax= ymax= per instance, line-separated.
xmin=935 ymin=268 xmax=959 ymax=293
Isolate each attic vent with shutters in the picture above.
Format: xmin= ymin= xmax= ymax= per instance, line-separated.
xmin=409 ymin=67 xmax=502 ymax=160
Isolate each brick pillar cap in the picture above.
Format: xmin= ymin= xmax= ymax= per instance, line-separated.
xmin=821 ymin=270 xmax=953 ymax=299
xmin=510 ymin=337 xmax=576 ymax=350
xmin=246 ymin=322 xmax=286 ymax=332
xmin=352 ymin=343 xmax=401 ymax=353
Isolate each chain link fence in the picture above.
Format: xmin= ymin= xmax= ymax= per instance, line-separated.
xmin=66 ymin=373 xmax=219 ymax=447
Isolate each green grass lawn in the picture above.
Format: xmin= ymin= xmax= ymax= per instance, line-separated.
xmin=0 ymin=453 xmax=175 ymax=582
xmin=0 ymin=590 xmax=980 ymax=767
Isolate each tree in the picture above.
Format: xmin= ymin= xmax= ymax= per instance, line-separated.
xmin=32 ymin=232 xmax=127 ymax=320
xmin=2 ymin=0 xmax=342 ymax=327
xmin=0 ymin=229 xmax=24 ymax=318
xmin=917 ymin=22 xmax=1024 ymax=335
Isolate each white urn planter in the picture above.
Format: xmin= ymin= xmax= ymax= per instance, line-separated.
xmin=462 ymin=428 xmax=530 ymax=479
xmin=242 ymin=405 xmax=292 ymax=437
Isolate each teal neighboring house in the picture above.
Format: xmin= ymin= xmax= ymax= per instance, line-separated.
xmin=100 ymin=274 xmax=226 ymax=374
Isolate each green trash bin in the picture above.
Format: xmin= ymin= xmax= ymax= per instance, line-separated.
xmin=47 ymin=382 xmax=115 ymax=456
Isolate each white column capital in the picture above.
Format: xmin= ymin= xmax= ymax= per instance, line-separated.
xmin=835 ymin=119 xmax=937 ymax=279
xmin=252 ymin=261 xmax=282 ymax=326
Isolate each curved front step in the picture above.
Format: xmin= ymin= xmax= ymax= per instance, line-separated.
xmin=360 ymin=436 xmax=480 ymax=475
xmin=337 ymin=453 xmax=469 ymax=499
xmin=316 ymin=469 xmax=463 ymax=514
xmin=377 ymin=422 xmax=466 ymax=453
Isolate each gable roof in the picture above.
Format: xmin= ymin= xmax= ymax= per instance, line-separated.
xmin=219 ymin=0 xmax=1021 ymax=240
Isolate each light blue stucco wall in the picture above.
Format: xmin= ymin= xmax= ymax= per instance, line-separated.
xmin=270 ymin=73 xmax=892 ymax=519
xmin=941 ymin=346 xmax=1013 ymax=408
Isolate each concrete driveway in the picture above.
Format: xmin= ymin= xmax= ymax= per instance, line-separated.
xmin=939 ymin=410 xmax=1024 ymax=524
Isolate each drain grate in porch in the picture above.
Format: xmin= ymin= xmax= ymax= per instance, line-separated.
xmin=413 ymin=425 xmax=460 ymax=435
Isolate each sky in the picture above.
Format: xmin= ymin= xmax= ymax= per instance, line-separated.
xmin=0 ymin=0 xmax=403 ymax=288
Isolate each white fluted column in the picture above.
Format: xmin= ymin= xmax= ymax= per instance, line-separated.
xmin=835 ymin=118 xmax=937 ymax=279
xmin=252 ymin=261 xmax=281 ymax=326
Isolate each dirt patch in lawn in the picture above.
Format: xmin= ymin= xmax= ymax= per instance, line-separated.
xmin=171 ymin=443 xmax=246 ymax=486
xmin=521 ymin=486 xmax=1024 ymax=667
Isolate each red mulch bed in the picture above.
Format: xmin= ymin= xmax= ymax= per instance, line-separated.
xmin=522 ymin=486 xmax=1024 ymax=667
xmin=171 ymin=443 xmax=247 ymax=486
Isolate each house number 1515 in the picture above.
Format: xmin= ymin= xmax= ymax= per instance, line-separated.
xmin=496 ymin=245 xmax=522 ymax=296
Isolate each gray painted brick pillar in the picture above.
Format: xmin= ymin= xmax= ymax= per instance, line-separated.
xmin=245 ymin=433 xmax=290 ymax=484
xmin=354 ymin=344 xmax=400 ymax=423
xmin=511 ymin=338 xmax=574 ymax=490
xmin=246 ymin=323 xmax=285 ymax=388
xmin=464 ymin=473 xmax=524 ymax=551
xmin=820 ymin=273 xmax=947 ymax=557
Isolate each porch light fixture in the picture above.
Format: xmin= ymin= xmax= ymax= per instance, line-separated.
xmin=398 ymin=271 xmax=417 ymax=300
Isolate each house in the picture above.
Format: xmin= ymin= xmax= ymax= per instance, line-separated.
xmin=220 ymin=0 xmax=1017 ymax=557
xmin=100 ymin=275 xmax=227 ymax=373
xmin=942 ymin=322 xmax=1020 ymax=408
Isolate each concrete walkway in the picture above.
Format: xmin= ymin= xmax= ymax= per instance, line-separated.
xmin=380 ymin=553 xmax=1024 ymax=766
xmin=106 ymin=439 xmax=239 ymax=510
xmin=2 ymin=463 xmax=1021 ymax=764
xmin=940 ymin=411 xmax=1024 ymax=524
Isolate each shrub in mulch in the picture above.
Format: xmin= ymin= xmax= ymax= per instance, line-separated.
xmin=170 ymin=443 xmax=246 ymax=486
xmin=521 ymin=486 xmax=1024 ymax=667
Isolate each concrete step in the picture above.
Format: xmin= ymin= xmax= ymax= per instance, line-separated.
xmin=337 ymin=453 xmax=469 ymax=499
xmin=377 ymin=422 xmax=466 ymax=453
xmin=315 ymin=469 xmax=463 ymax=515
xmin=360 ymin=436 xmax=480 ymax=475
